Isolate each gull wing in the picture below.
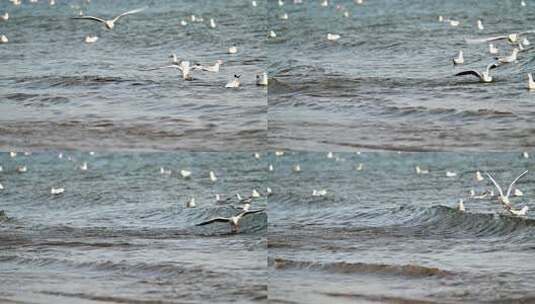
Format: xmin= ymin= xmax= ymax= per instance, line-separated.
xmin=143 ymin=65 xmax=183 ymax=72
xmin=72 ymin=16 xmax=106 ymax=23
xmin=241 ymin=209 xmax=266 ymax=216
xmin=486 ymin=172 xmax=505 ymax=198
xmin=112 ymin=7 xmax=146 ymax=22
xmin=196 ymin=217 xmax=230 ymax=226
xmin=506 ymin=170 xmax=528 ymax=198
xmin=454 ymin=70 xmax=482 ymax=79
xmin=465 ymin=35 xmax=508 ymax=44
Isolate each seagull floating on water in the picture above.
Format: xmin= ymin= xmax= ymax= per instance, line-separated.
xmin=454 ymin=63 xmax=499 ymax=83
xmin=327 ymin=33 xmax=341 ymax=41
xmin=0 ymin=35 xmax=8 ymax=44
xmin=476 ymin=171 xmax=484 ymax=182
xmin=51 ymin=187 xmax=64 ymax=195
xmin=72 ymin=8 xmax=145 ymax=30
xmin=196 ymin=209 xmax=265 ymax=233
xmin=225 ymin=74 xmax=240 ymax=88
xmin=477 ymin=20 xmax=484 ymax=30
xmin=457 ymin=199 xmax=465 ymax=212
xmin=209 ymin=171 xmax=217 ymax=182
xmin=0 ymin=13 xmax=8 ymax=21
xmin=415 ymin=166 xmax=429 ymax=174
xmin=228 ymin=46 xmax=238 ymax=54
xmin=489 ymin=43 xmax=499 ymax=54
xmin=256 ymin=72 xmax=268 ymax=86
xmin=528 ymin=73 xmax=535 ymax=90
xmin=186 ymin=197 xmax=196 ymax=208
xmin=180 ymin=170 xmax=192 ymax=179
xmin=84 ymin=35 xmax=98 ymax=44
xmin=453 ymin=50 xmax=464 ymax=65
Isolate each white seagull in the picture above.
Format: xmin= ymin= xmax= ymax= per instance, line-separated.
xmin=489 ymin=43 xmax=499 ymax=54
xmin=196 ymin=209 xmax=265 ymax=233
xmin=225 ymin=74 xmax=240 ymax=88
xmin=454 ymin=63 xmax=499 ymax=83
xmin=528 ymin=73 xmax=535 ymax=90
xmin=256 ymin=72 xmax=268 ymax=86
xmin=495 ymin=48 xmax=519 ymax=64
xmin=194 ymin=60 xmax=223 ymax=73
xmin=486 ymin=170 xmax=529 ymax=216
xmin=72 ymin=8 xmax=146 ymax=30
xmin=453 ymin=50 xmax=464 ymax=65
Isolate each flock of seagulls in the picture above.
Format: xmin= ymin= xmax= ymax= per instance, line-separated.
xmin=445 ymin=3 xmax=535 ymax=87
xmin=0 ymin=1 xmax=269 ymax=89
xmin=0 ymin=151 xmax=268 ymax=234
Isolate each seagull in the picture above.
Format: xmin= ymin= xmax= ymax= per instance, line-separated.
xmin=225 ymin=74 xmax=240 ymax=88
xmin=84 ymin=35 xmax=98 ymax=43
xmin=327 ymin=33 xmax=341 ymax=41
xmin=280 ymin=13 xmax=289 ymax=20
xmin=51 ymin=187 xmax=65 ymax=195
xmin=327 ymin=152 xmax=334 ymax=159
xmin=72 ymin=8 xmax=146 ymax=30
xmin=251 ymin=0 xmax=257 ymax=7
xmin=0 ymin=183 xmax=4 ymax=190
xmin=185 ymin=197 xmax=196 ymax=208
xmin=16 ymin=166 xmax=27 ymax=173
xmin=256 ymin=72 xmax=268 ymax=86
xmin=476 ymin=171 xmax=484 ymax=182
xmin=0 ymin=35 xmax=8 ymax=44
xmin=160 ymin=167 xmax=171 ymax=175
xmin=523 ymin=151 xmax=530 ymax=159
xmin=454 ymin=63 xmax=499 ymax=83
xmin=356 ymin=163 xmax=364 ymax=171
xmin=180 ymin=169 xmax=192 ymax=179
xmin=489 ymin=43 xmax=499 ymax=54
xmin=209 ymin=171 xmax=217 ymax=182
xmin=527 ymin=73 xmax=535 ymax=90
xmin=477 ymin=20 xmax=484 ymax=30
xmin=446 ymin=171 xmax=457 ymax=177
xmin=465 ymin=32 xmax=535 ymax=44
xmin=0 ymin=13 xmax=8 ymax=21
xmin=269 ymin=30 xmax=277 ymax=38
xmin=208 ymin=18 xmax=216 ymax=29
xmin=495 ymin=48 xmax=519 ymax=64
xmin=453 ymin=50 xmax=464 ymax=65
xmin=486 ymin=170 xmax=529 ymax=215
xmin=80 ymin=162 xmax=88 ymax=171
xmin=293 ymin=164 xmax=301 ymax=172
xmin=312 ymin=189 xmax=327 ymax=197
xmin=449 ymin=20 xmax=459 ymax=27
xmin=194 ymin=60 xmax=223 ymax=72
xmin=228 ymin=46 xmax=238 ymax=54
xmin=251 ymin=189 xmax=261 ymax=198
xmin=522 ymin=37 xmax=530 ymax=46
xmin=147 ymin=58 xmax=196 ymax=81
xmin=196 ymin=209 xmax=265 ymax=233
xmin=415 ymin=166 xmax=429 ymax=174
xmin=457 ymin=199 xmax=465 ymax=212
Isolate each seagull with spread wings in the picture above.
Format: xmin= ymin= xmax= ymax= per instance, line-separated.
xmin=486 ymin=170 xmax=529 ymax=216
xmin=72 ymin=8 xmax=146 ymax=30
xmin=196 ymin=209 xmax=265 ymax=233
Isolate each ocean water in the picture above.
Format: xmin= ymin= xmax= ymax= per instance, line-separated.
xmin=0 ymin=0 xmax=267 ymax=151
xmin=0 ymin=152 xmax=267 ymax=303
xmin=267 ymin=0 xmax=535 ymax=151
xmin=268 ymin=152 xmax=535 ymax=303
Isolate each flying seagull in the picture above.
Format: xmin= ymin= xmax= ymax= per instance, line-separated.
xmin=196 ymin=209 xmax=265 ymax=233
xmin=72 ymin=8 xmax=146 ymax=30
xmin=486 ymin=170 xmax=529 ymax=216
xmin=454 ymin=63 xmax=499 ymax=83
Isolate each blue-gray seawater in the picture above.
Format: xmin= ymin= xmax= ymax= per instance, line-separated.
xmin=268 ymin=0 xmax=535 ymax=151
xmin=0 ymin=0 xmax=267 ymax=151
xmin=0 ymin=152 xmax=267 ymax=303
xmin=268 ymin=152 xmax=535 ymax=303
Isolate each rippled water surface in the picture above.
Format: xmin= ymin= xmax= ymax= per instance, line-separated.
xmin=0 ymin=0 xmax=267 ymax=151
xmin=0 ymin=152 xmax=267 ymax=303
xmin=268 ymin=152 xmax=535 ymax=303
xmin=268 ymin=0 xmax=535 ymax=151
